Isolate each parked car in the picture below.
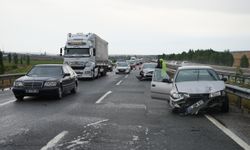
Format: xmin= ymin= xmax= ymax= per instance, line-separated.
xmin=150 ymin=66 xmax=229 ymax=114
xmin=115 ymin=62 xmax=131 ymax=74
xmin=137 ymin=63 xmax=157 ymax=80
xmin=12 ymin=64 xmax=78 ymax=101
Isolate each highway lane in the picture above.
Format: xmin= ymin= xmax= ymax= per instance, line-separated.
xmin=0 ymin=70 xmax=245 ymax=150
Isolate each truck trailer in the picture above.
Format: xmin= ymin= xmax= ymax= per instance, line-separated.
xmin=60 ymin=33 xmax=109 ymax=79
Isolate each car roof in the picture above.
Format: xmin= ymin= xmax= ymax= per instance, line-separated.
xmin=34 ymin=64 xmax=65 ymax=67
xmin=178 ymin=65 xmax=213 ymax=70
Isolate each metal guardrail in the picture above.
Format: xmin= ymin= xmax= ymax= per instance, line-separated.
xmin=0 ymin=73 xmax=25 ymax=90
xmin=166 ymin=63 xmax=250 ymax=101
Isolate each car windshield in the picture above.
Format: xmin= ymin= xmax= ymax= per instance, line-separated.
xmin=175 ymin=69 xmax=219 ymax=82
xmin=143 ymin=63 xmax=157 ymax=69
xmin=117 ymin=62 xmax=128 ymax=67
xmin=27 ymin=66 xmax=63 ymax=77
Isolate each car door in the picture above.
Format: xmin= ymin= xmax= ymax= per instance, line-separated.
xmin=150 ymin=68 xmax=172 ymax=100
xmin=66 ymin=65 xmax=77 ymax=88
xmin=62 ymin=66 xmax=73 ymax=91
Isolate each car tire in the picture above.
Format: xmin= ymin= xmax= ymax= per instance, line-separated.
xmin=56 ymin=86 xmax=63 ymax=100
xmin=172 ymin=108 xmax=179 ymax=113
xmin=71 ymin=83 xmax=78 ymax=94
xmin=15 ymin=95 xmax=24 ymax=101
xmin=221 ymin=96 xmax=229 ymax=113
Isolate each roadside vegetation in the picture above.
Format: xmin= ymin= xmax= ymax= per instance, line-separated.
xmin=164 ymin=49 xmax=234 ymax=67
xmin=0 ymin=52 xmax=63 ymax=75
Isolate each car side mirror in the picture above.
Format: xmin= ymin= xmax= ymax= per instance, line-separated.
xmin=162 ymin=78 xmax=172 ymax=83
xmin=221 ymin=78 xmax=227 ymax=82
xmin=64 ymin=73 xmax=70 ymax=77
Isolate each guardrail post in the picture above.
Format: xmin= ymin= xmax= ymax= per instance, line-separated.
xmin=237 ymin=96 xmax=242 ymax=109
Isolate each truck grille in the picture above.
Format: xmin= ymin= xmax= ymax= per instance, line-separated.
xmin=23 ymin=81 xmax=43 ymax=89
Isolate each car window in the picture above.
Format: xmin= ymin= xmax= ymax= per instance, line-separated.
xmin=117 ymin=62 xmax=128 ymax=67
xmin=63 ymin=66 xmax=71 ymax=74
xmin=152 ymin=68 xmax=170 ymax=82
xmin=175 ymin=69 xmax=219 ymax=82
xmin=66 ymin=65 xmax=76 ymax=76
xmin=27 ymin=66 xmax=63 ymax=77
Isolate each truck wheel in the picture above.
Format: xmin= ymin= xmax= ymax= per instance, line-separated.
xmin=15 ymin=95 xmax=24 ymax=101
xmin=102 ymin=70 xmax=107 ymax=76
xmin=221 ymin=96 xmax=229 ymax=113
xmin=91 ymin=70 xmax=95 ymax=80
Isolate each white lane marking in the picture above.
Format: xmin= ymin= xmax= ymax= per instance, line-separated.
xmin=125 ymin=75 xmax=128 ymax=78
xmin=205 ymin=115 xmax=250 ymax=150
xmin=116 ymin=80 xmax=123 ymax=86
xmin=87 ymin=119 xmax=109 ymax=126
xmin=0 ymin=100 xmax=16 ymax=107
xmin=95 ymin=91 xmax=112 ymax=104
xmin=41 ymin=131 xmax=68 ymax=150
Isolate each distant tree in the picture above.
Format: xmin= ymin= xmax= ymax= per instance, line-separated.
xmin=13 ymin=53 xmax=18 ymax=65
xmin=8 ymin=53 xmax=12 ymax=63
xmin=0 ymin=51 xmax=4 ymax=74
xmin=240 ymin=54 xmax=249 ymax=68
xmin=26 ymin=55 xmax=30 ymax=65
xmin=20 ymin=55 xmax=23 ymax=65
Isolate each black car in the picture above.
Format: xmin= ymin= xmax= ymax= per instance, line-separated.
xmin=12 ymin=64 xmax=78 ymax=101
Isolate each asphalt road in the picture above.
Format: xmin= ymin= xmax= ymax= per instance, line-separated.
xmin=0 ymin=70 xmax=246 ymax=150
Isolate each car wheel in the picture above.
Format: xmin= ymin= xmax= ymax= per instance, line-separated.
xmin=71 ymin=83 xmax=78 ymax=94
xmin=172 ymin=108 xmax=179 ymax=113
xmin=221 ymin=96 xmax=229 ymax=113
xmin=56 ymin=86 xmax=63 ymax=100
xmin=15 ymin=95 xmax=24 ymax=101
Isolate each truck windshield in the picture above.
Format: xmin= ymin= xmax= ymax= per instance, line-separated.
xmin=65 ymin=48 xmax=90 ymax=57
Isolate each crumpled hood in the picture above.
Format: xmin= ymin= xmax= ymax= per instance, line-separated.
xmin=143 ymin=68 xmax=155 ymax=73
xmin=17 ymin=75 xmax=61 ymax=82
xmin=175 ymin=81 xmax=225 ymax=94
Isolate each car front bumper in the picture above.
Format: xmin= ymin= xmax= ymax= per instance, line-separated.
xmin=12 ymin=87 xmax=60 ymax=97
xmin=169 ymin=95 xmax=226 ymax=114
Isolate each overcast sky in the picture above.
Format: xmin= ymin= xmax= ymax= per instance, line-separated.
xmin=0 ymin=0 xmax=250 ymax=55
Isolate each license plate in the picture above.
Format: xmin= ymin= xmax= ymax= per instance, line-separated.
xmin=26 ymin=89 xmax=39 ymax=93
xmin=193 ymin=100 xmax=204 ymax=108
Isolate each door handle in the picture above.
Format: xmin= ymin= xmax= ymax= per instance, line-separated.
xmin=152 ymin=84 xmax=156 ymax=87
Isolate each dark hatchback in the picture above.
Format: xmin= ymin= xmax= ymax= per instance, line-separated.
xmin=12 ymin=64 xmax=78 ymax=101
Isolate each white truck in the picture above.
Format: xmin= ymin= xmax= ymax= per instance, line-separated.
xmin=60 ymin=33 xmax=109 ymax=79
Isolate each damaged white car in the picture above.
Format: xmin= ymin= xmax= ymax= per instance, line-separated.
xmin=151 ymin=66 xmax=229 ymax=115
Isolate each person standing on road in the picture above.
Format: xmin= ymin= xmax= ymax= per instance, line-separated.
xmin=161 ymin=59 xmax=167 ymax=79
xmin=156 ymin=58 xmax=168 ymax=79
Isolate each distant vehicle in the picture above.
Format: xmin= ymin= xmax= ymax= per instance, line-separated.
xmin=181 ymin=61 xmax=189 ymax=66
xmin=151 ymin=66 xmax=229 ymax=114
xmin=12 ymin=64 xmax=78 ymax=101
xmin=115 ymin=62 xmax=131 ymax=74
xmin=137 ymin=63 xmax=157 ymax=80
xmin=107 ymin=60 xmax=114 ymax=72
xmin=128 ymin=60 xmax=136 ymax=70
xmin=130 ymin=56 xmax=136 ymax=60
xmin=60 ymin=33 xmax=109 ymax=79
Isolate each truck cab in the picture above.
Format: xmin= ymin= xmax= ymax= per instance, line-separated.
xmin=61 ymin=33 xmax=108 ymax=79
